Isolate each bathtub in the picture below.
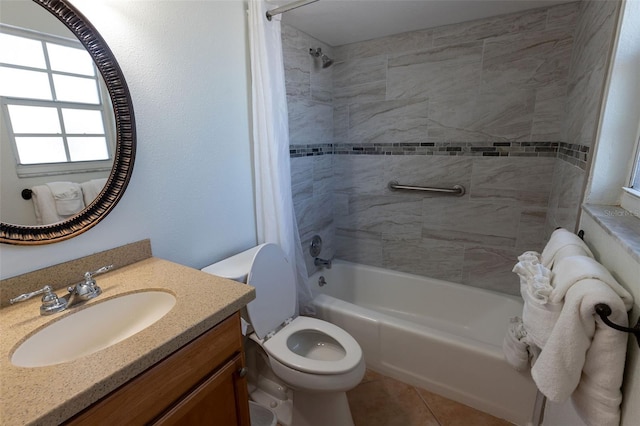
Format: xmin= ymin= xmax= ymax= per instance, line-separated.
xmin=310 ymin=260 xmax=539 ymax=426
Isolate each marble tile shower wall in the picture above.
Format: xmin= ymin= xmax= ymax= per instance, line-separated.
xmin=332 ymin=2 xmax=580 ymax=147
xmin=282 ymin=25 xmax=336 ymax=274
xmin=545 ymin=0 xmax=621 ymax=233
xmin=332 ymin=156 xmax=554 ymax=294
xmin=283 ymin=2 xmax=618 ymax=296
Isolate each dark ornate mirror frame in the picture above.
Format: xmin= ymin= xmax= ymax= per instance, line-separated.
xmin=0 ymin=0 xmax=136 ymax=245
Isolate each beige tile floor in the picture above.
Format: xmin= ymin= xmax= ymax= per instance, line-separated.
xmin=346 ymin=370 xmax=513 ymax=426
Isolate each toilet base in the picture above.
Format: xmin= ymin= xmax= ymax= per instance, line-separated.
xmin=251 ymin=385 xmax=293 ymax=426
xmin=292 ymin=391 xmax=354 ymax=426
xmin=245 ymin=334 xmax=359 ymax=426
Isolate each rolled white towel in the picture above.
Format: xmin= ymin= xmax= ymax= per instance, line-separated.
xmin=513 ymin=255 xmax=554 ymax=304
xmin=503 ymin=317 xmax=534 ymax=371
xmin=541 ymin=228 xmax=593 ymax=268
xmin=528 ymin=265 xmax=553 ymax=303
xmin=513 ymin=251 xmax=542 ymax=287
xmin=521 ymin=288 xmax=563 ymax=349
xmin=513 ymin=263 xmax=533 ymax=287
xmin=518 ymin=251 xmax=541 ymax=263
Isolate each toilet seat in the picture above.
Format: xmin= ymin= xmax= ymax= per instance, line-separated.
xmin=261 ymin=316 xmax=363 ymax=375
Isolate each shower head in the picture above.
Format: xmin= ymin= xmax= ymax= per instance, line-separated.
xmin=320 ymin=53 xmax=333 ymax=68
xmin=309 ymin=47 xmax=334 ymax=69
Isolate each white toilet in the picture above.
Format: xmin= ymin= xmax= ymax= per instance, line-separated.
xmin=202 ymin=243 xmax=365 ymax=426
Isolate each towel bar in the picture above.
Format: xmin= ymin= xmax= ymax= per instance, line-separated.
xmin=595 ymin=304 xmax=640 ymax=348
xmin=21 ymin=189 xmax=33 ymax=200
xmin=388 ymin=181 xmax=465 ymax=196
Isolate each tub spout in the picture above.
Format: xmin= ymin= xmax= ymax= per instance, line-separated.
xmin=314 ymin=257 xmax=332 ymax=269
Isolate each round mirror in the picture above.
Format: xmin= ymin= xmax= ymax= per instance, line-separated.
xmin=0 ymin=0 xmax=135 ymax=245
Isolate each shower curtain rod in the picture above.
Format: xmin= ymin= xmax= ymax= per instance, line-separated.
xmin=266 ymin=0 xmax=319 ymax=21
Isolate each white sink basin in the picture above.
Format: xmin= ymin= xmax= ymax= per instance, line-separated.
xmin=11 ymin=291 xmax=176 ymax=368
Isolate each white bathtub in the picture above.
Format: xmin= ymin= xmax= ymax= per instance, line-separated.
xmin=310 ymin=260 xmax=539 ymax=426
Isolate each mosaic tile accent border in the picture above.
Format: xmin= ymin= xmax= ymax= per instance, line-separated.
xmin=333 ymin=141 xmax=560 ymax=157
xmin=289 ymin=143 xmax=333 ymax=157
xmin=290 ymin=141 xmax=589 ymax=169
xmin=558 ymin=143 xmax=590 ymax=169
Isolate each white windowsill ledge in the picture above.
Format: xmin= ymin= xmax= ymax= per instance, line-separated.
xmin=582 ymin=204 xmax=640 ymax=264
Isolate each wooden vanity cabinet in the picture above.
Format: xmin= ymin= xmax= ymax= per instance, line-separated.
xmin=66 ymin=313 xmax=250 ymax=426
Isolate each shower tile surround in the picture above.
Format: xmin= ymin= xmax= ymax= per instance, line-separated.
xmin=546 ymin=0 xmax=621 ymax=232
xmin=284 ymin=1 xmax=620 ymax=296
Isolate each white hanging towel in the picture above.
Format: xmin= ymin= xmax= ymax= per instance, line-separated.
xmin=80 ymin=178 xmax=108 ymax=206
xmin=540 ymin=228 xmax=593 ymax=268
xmin=30 ymin=185 xmax=62 ymax=225
xmin=549 ymin=255 xmax=634 ymax=308
xmin=45 ymin=181 xmax=85 ymax=216
xmin=531 ymin=279 xmax=630 ymax=426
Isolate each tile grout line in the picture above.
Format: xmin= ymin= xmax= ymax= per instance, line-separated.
xmin=413 ymin=384 xmax=443 ymax=426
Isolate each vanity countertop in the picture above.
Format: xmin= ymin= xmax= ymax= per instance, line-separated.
xmin=0 ymin=257 xmax=255 ymax=425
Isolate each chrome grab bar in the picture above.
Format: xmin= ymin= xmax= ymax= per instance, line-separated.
xmin=388 ymin=181 xmax=465 ymax=196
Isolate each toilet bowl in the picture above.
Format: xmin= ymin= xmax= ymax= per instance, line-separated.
xmin=202 ymin=243 xmax=365 ymax=426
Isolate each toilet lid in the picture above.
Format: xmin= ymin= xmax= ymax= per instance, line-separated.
xmin=246 ymin=243 xmax=296 ymax=340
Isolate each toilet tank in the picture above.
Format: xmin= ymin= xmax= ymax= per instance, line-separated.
xmin=201 ymin=245 xmax=262 ymax=282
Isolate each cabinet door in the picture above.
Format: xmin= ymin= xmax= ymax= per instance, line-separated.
xmin=65 ymin=313 xmax=247 ymax=426
xmin=154 ymin=354 xmax=250 ymax=426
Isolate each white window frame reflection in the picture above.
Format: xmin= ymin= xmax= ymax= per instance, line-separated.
xmin=0 ymin=24 xmax=114 ymax=177
xmin=630 ymin=133 xmax=640 ymax=190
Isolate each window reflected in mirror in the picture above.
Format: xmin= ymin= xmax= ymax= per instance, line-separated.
xmin=0 ymin=25 xmax=113 ymax=171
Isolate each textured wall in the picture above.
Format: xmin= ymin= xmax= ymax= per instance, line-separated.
xmin=1 ymin=0 xmax=256 ymax=278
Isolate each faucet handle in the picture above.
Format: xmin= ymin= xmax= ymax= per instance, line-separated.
xmin=84 ymin=264 xmax=114 ymax=283
xmin=10 ymin=285 xmax=52 ymax=304
xmin=10 ymin=285 xmax=68 ymax=315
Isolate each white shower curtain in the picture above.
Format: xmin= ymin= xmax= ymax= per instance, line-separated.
xmin=248 ymin=0 xmax=314 ymax=315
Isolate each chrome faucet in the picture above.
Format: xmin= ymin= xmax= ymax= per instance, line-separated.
xmin=9 ymin=265 xmax=113 ymax=315
xmin=68 ymin=265 xmax=113 ymax=302
xmin=314 ymin=257 xmax=332 ymax=269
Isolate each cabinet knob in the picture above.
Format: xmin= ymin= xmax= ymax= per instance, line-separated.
xmin=238 ymin=367 xmax=248 ymax=378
